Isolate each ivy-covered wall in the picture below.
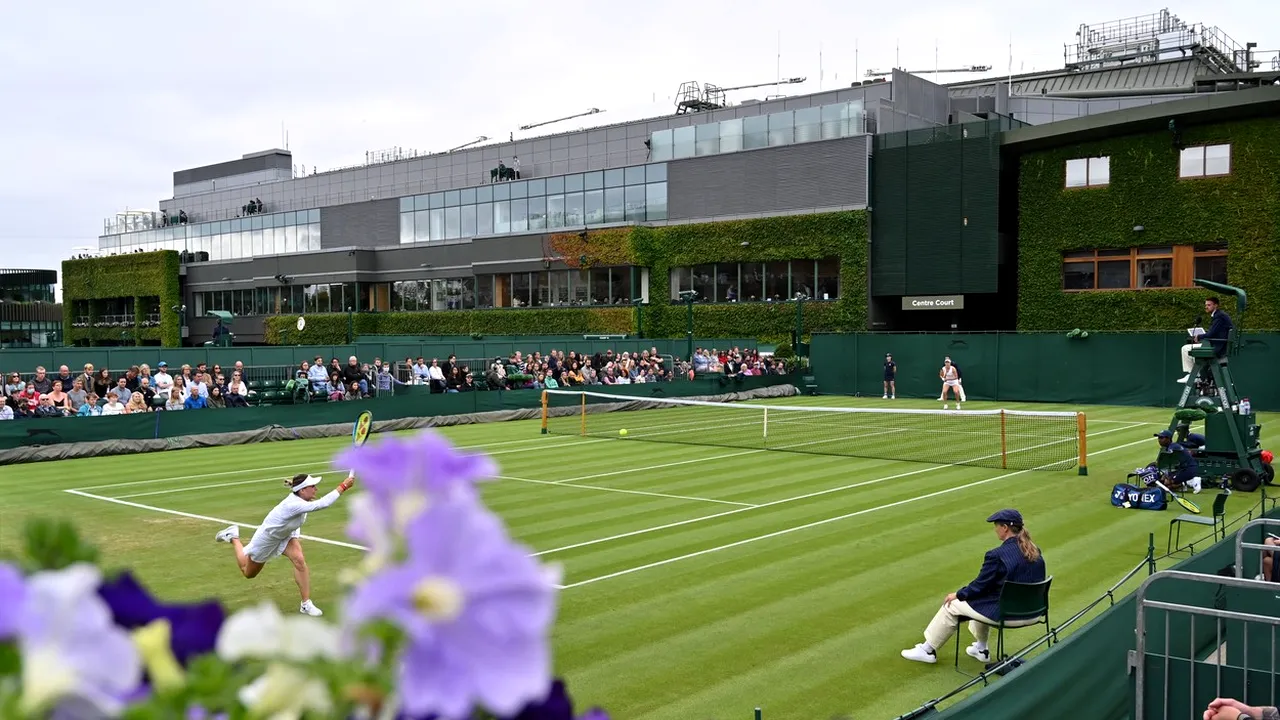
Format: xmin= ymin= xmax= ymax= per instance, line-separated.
xmin=264 ymin=211 xmax=869 ymax=345
xmin=62 ymin=251 xmax=182 ymax=347
xmin=1017 ymin=116 xmax=1280 ymax=331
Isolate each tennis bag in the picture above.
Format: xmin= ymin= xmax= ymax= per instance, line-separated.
xmin=1113 ymin=465 xmax=1168 ymax=510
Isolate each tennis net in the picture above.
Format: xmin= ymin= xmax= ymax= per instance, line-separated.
xmin=540 ymin=389 xmax=1087 ymax=473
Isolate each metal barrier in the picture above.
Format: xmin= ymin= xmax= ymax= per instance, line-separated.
xmin=1132 ymin=570 xmax=1280 ymax=720
xmin=1235 ymin=518 xmax=1280 ymax=579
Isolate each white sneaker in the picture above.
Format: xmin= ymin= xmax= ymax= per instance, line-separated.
xmin=901 ymin=643 xmax=937 ymax=664
xmin=300 ymin=600 xmax=323 ymax=617
xmin=943 ymin=404 xmax=949 ymax=410
xmin=883 ymin=394 xmax=889 ymax=399
xmin=1256 ymin=573 xmax=1266 ymax=581
xmin=215 ymin=525 xmax=239 ymax=543
xmin=890 ymin=395 xmax=895 ymax=400
xmin=956 ymin=404 xmax=962 ymax=411
xmin=966 ymin=643 xmax=990 ymax=662
xmin=1188 ymin=477 xmax=1203 ymax=494
xmin=1176 ymin=376 xmax=1190 ymax=384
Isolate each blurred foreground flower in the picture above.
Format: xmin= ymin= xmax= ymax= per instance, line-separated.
xmin=237 ymin=661 xmax=333 ymax=719
xmin=505 ymin=679 xmax=611 ymax=720
xmin=14 ymin=564 xmax=142 ymax=716
xmin=0 ymin=562 xmax=24 ymax=639
xmin=98 ymin=571 xmax=225 ymax=665
xmin=346 ymin=497 xmax=560 ymax=719
xmin=216 ymin=601 xmax=345 ymax=663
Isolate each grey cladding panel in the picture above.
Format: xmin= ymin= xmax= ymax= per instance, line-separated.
xmin=174 ymin=151 xmax=292 ymax=186
xmin=666 ymin=136 xmax=869 ymax=220
xmin=320 ymin=199 xmax=400 ymax=249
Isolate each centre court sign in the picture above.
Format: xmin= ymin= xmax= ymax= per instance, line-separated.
xmin=902 ymin=294 xmax=965 ymax=310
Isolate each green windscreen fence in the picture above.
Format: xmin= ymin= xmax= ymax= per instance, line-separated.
xmin=871 ymin=120 xmax=1001 ymax=297
xmin=810 ymin=332 xmax=1280 ymax=411
xmin=0 ymin=375 xmax=790 ymax=452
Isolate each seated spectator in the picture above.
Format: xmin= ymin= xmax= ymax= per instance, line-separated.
xmin=124 ymin=365 xmax=141 ymax=391
xmin=226 ymin=371 xmax=248 ymax=398
xmin=328 ymin=373 xmax=345 ymax=401
xmin=47 ymin=381 xmax=70 ymax=413
xmin=153 ymin=362 xmax=174 ymax=392
xmin=113 ymin=377 xmax=133 ymax=406
xmin=342 ymin=356 xmax=368 ymax=396
xmin=544 ymin=373 xmax=560 ymax=389
xmin=54 ymin=365 xmax=75 ymax=389
xmin=1203 ymin=698 xmax=1279 ymax=720
xmin=78 ymin=395 xmax=101 ymax=416
xmin=66 ymin=378 xmax=88 ymax=410
xmin=31 ymin=366 xmax=52 ymax=394
xmin=4 ymin=372 xmax=23 ymax=397
xmin=531 ymin=373 xmax=546 ymax=390
xmin=17 ymin=383 xmax=41 ymax=417
xmin=183 ymin=390 xmax=207 ymax=410
xmin=0 ymin=396 xmax=11 ymax=420
xmin=308 ymin=358 xmax=329 ymax=393
xmin=459 ymin=373 xmax=476 ymax=392
xmin=164 ymin=390 xmax=184 ymax=411
xmin=35 ymin=396 xmax=62 ymax=418
xmin=93 ymin=369 xmax=113 ymax=398
xmin=101 ymin=392 xmax=126 ymax=415
xmin=900 ymin=509 xmax=1046 ymax=665
xmin=171 ymin=376 xmax=190 ymax=403
xmin=136 ymin=377 xmax=157 ymax=406
xmin=77 ymin=363 xmax=95 ymax=392
xmin=125 ymin=392 xmax=150 ymax=414
xmin=207 ymin=385 xmax=227 ymax=408
xmin=343 ymin=381 xmax=362 ymax=401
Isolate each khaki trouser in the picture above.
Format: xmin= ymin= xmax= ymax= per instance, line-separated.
xmin=923 ymin=599 xmax=1041 ymax=650
xmin=1181 ymin=344 xmax=1198 ymax=374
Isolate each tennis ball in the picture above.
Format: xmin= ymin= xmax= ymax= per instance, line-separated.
xmin=619 ymin=429 xmax=628 ymax=437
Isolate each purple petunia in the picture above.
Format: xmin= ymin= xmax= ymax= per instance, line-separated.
xmin=334 ymin=430 xmax=497 ymax=508
xmin=345 ymin=496 xmax=559 ymax=720
xmin=0 ymin=562 xmax=25 ymax=639
xmin=503 ymin=679 xmax=610 ymax=720
xmin=97 ymin=571 xmax=225 ymax=665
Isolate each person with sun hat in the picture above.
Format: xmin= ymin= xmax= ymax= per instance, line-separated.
xmin=214 ymin=472 xmax=354 ymax=616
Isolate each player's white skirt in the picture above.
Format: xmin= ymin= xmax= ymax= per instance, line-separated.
xmin=945 ymin=379 xmax=960 ymax=387
xmin=244 ymin=529 xmax=301 ymax=563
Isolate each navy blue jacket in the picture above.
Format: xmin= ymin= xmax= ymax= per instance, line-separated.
xmin=955 ymin=536 xmax=1047 ymax=619
xmin=1205 ymin=310 xmax=1233 ymax=357
xmin=1165 ymin=444 xmax=1200 ymax=483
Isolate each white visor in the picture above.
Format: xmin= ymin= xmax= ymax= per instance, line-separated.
xmin=292 ymin=475 xmax=322 ymax=493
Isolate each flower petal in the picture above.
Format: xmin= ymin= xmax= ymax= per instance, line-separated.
xmin=0 ymin=562 xmax=25 ymax=639
xmin=215 ymin=601 xmax=283 ymax=661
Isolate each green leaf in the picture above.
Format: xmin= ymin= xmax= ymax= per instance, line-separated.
xmin=20 ymin=517 xmax=99 ymax=572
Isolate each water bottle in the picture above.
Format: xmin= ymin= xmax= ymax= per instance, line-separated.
xmin=1241 ymin=397 xmax=1252 ymax=415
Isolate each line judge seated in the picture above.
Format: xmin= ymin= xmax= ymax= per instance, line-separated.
xmin=901 ymin=509 xmax=1046 ymax=665
xmin=1178 ymin=296 xmax=1233 ymax=384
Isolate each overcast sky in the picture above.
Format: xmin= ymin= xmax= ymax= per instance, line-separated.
xmin=1 ymin=2 xmax=1275 ymax=299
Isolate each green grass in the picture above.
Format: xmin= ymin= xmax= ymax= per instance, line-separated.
xmin=1 ymin=395 xmax=1273 ymax=720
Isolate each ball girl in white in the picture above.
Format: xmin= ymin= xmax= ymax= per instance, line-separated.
xmin=215 ymin=472 xmax=354 ymax=616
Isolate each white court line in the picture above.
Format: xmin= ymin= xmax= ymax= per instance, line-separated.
xmin=74 ymin=436 xmax=607 ymax=492
xmin=560 ymin=433 xmax=1155 ymax=589
xmin=496 ymin=475 xmax=757 ymax=507
xmin=60 ymin=488 xmax=570 ymax=589
xmin=533 ymin=423 xmax=1144 ymax=556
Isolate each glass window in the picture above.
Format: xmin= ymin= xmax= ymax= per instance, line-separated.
xmin=765 ymin=260 xmax=789 ymax=300
xmin=792 ymin=259 xmax=816 ymax=298
xmin=1137 ymin=257 xmax=1172 ymax=288
xmin=603 ymin=169 xmax=624 ymax=188
xmin=610 ymin=267 xmax=632 ymax=304
xmin=719 ymin=118 xmax=743 ymax=154
xmin=415 ymin=210 xmax=430 ymax=242
xmin=768 ymin=112 xmax=794 ymax=147
xmin=430 ymin=208 xmax=444 ymax=240
xmin=494 ymin=201 xmax=510 ymax=234
xmin=531 ymin=271 xmax=548 ymax=307
xmin=528 ymin=196 xmax=547 ymax=230
xmin=571 ymin=269 xmax=589 ymax=305
xmin=694 ymin=123 xmax=719 ymax=156
xmin=1062 ymin=262 xmax=1094 ymax=290
xmin=650 ymin=129 xmax=674 ymax=161
xmin=692 ymin=264 xmax=715 ymax=301
xmin=444 ymin=190 xmax=460 ymax=207
xmin=564 ymin=192 xmax=584 ymax=227
xmin=414 ymin=195 xmax=430 ymax=211
xmin=510 ymin=181 xmax=527 ymax=199
xmin=646 ymin=163 xmax=667 ymax=183
xmin=565 ymin=174 xmax=583 ymax=193
xmin=624 ymin=165 xmax=646 ymax=186
xmin=1088 ymin=157 xmax=1110 ymax=186
xmin=548 ymin=270 xmax=569 ymax=305
xmin=670 ymin=267 xmax=690 ymax=299
xmin=445 ymin=207 xmax=461 ymax=239
xmin=583 ymin=171 xmax=603 ymax=190
xmin=510 ymin=198 xmax=528 ymax=233
xmin=251 ymin=228 xmax=263 ymax=257
xmin=794 ymin=106 xmax=821 ymax=143
xmin=546 ymin=195 xmax=564 ymax=228
xmin=390 ymin=281 xmax=405 ymax=311
xmin=476 ymin=185 xmax=493 ymax=203
xmin=1095 ymin=261 xmax=1130 ymax=289
xmin=527 ymin=178 xmax=545 ymax=196
xmin=672 ymin=126 xmax=695 ymax=159
xmin=645 ymin=183 xmax=667 ymax=221
xmin=715 ymin=263 xmax=737 ymax=302
xmin=1065 ymin=159 xmax=1088 ymax=188
xmin=585 ymin=189 xmax=604 ymax=225
xmin=1204 ymin=144 xmax=1231 ymax=175
xmin=740 ymin=263 xmax=764 ymax=300
xmin=284 ymin=224 xmax=297 ymax=252
xmin=816 ymin=257 xmax=839 ymax=299
xmin=460 ymin=188 xmax=476 ymax=205
xmin=399 ymin=197 xmax=414 ymax=212
xmin=251 ymin=216 xmax=264 ymax=231
xmin=429 ymin=193 xmax=444 ymax=209
xmin=510 ymin=272 xmax=531 ymax=307
xmin=461 ymin=204 xmax=477 ymax=237
xmin=546 ymin=176 xmax=564 ymax=194
xmin=477 ymin=202 xmax=494 ymax=235
xmin=605 ymin=188 xmax=625 ymax=223
xmin=309 ymin=209 xmax=320 ymax=223
xmin=476 ymin=275 xmax=494 ymax=309
xmin=743 ymin=115 xmax=768 ymax=150
xmin=625 ymin=185 xmax=645 ymax=222
xmin=1195 ymin=253 xmax=1228 ymax=284
xmin=589 ymin=268 xmax=609 ymax=304
xmin=493 ymin=183 xmax=510 ymax=201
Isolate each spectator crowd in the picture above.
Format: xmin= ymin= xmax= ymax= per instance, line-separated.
xmin=0 ymin=346 xmax=786 ymax=421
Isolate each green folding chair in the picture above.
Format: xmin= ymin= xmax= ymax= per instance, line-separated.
xmin=1168 ymin=492 xmax=1229 ymax=554
xmin=954 ymin=576 xmax=1053 ymax=676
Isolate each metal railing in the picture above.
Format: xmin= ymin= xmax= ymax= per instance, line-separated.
xmin=1235 ymin=518 xmax=1280 ymax=578
xmin=1132 ymin=570 xmax=1280 ymax=720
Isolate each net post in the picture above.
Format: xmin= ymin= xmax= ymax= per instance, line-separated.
xmin=1077 ymin=412 xmax=1089 ymax=476
xmin=1000 ymin=410 xmax=1008 ymax=470
xmin=540 ymin=390 xmax=549 ymax=434
xmin=580 ymin=392 xmax=587 ymax=436
xmin=762 ymin=407 xmax=768 ymax=444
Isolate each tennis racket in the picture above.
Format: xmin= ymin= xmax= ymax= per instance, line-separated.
xmin=349 ymin=410 xmax=373 ymax=477
xmin=1153 ymin=479 xmax=1201 ymax=514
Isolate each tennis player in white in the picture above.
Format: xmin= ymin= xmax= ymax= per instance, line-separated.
xmin=214 ymin=472 xmax=354 ymax=616
xmin=939 ymin=358 xmax=962 ymax=409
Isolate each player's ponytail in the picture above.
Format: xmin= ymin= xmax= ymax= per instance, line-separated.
xmin=1011 ymin=524 xmax=1041 ymax=562
xmin=285 ymin=473 xmax=308 ymax=489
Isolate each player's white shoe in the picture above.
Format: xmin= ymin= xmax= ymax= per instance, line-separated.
xmin=901 ymin=643 xmax=937 ymax=664
xmin=890 ymin=395 xmax=895 ymax=400
xmin=300 ymin=600 xmax=323 ymax=617
xmin=215 ymin=525 xmax=239 ymax=543
xmin=956 ymin=404 xmax=962 ymax=410
xmin=943 ymin=404 xmax=949 ymax=409
xmin=883 ymin=394 xmax=889 ymax=399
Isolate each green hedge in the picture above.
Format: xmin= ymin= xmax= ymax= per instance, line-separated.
xmin=265 ymin=212 xmax=869 ymax=345
xmin=62 ymin=251 xmax=182 ymax=346
xmin=1018 ymin=117 xmax=1280 ymax=331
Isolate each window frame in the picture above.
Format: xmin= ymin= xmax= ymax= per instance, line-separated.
xmin=1178 ymin=143 xmax=1232 ymax=179
xmin=1064 ymin=156 xmax=1110 ymax=189
xmin=1061 ymin=245 xmax=1213 ymax=292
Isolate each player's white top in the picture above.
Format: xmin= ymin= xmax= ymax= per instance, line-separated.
xmin=941 ymin=365 xmax=958 ymax=381
xmin=250 ymin=489 xmax=342 ymax=547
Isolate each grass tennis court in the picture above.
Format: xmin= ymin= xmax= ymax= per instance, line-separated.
xmin=2 ymin=395 xmax=1273 ymax=719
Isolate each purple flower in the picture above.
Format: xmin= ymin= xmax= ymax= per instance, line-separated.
xmin=0 ymin=562 xmax=25 ymax=639
xmin=336 ymin=430 xmax=496 ymax=508
xmin=503 ymin=679 xmax=610 ymax=720
xmin=345 ymin=497 xmax=559 ymax=719
xmin=97 ymin=571 xmax=225 ymax=665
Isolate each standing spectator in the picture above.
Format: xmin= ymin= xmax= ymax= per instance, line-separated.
xmin=374 ymin=365 xmax=406 ymax=395
xmin=31 ymin=367 xmax=52 ymax=394
xmin=153 ymin=362 xmax=173 ymax=392
xmin=883 ymin=353 xmax=897 ymax=400
xmin=101 ymin=392 xmax=126 ymax=415
xmin=66 ymin=378 xmax=88 ymax=410
xmin=0 ymin=397 xmax=12 ymax=420
xmin=93 ymin=369 xmax=113 ymax=398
